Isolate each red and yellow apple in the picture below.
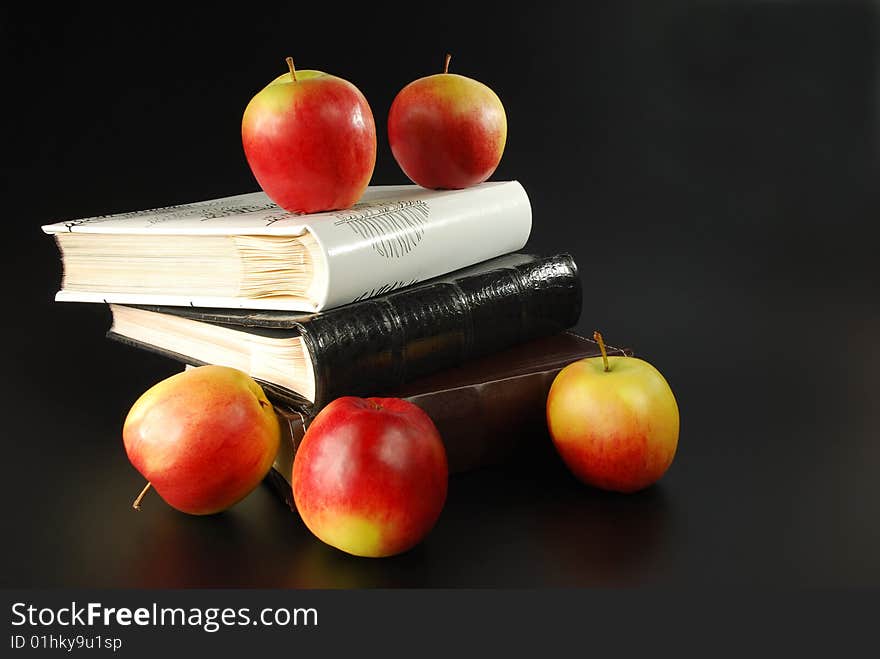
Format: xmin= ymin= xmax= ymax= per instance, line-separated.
xmin=292 ymin=396 xmax=448 ymax=558
xmin=123 ymin=365 xmax=281 ymax=515
xmin=546 ymin=333 xmax=679 ymax=493
xmin=387 ymin=54 xmax=507 ymax=189
xmin=242 ymin=57 xmax=377 ymax=213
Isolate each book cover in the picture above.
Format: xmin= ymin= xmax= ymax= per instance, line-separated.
xmin=107 ymin=252 xmax=583 ymax=409
xmin=42 ymin=181 xmax=531 ymax=312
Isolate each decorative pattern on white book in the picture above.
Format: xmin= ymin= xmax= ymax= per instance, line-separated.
xmin=333 ymin=199 xmax=430 ymax=258
xmin=61 ymin=197 xmax=286 ymax=230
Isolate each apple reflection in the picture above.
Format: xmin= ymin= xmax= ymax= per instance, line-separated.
xmin=536 ymin=481 xmax=674 ymax=586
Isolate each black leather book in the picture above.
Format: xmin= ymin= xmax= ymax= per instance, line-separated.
xmin=107 ymin=252 xmax=582 ymax=409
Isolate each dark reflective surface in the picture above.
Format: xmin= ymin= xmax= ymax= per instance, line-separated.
xmin=3 ymin=1 xmax=879 ymax=587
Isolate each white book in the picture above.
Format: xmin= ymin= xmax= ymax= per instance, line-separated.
xmin=42 ymin=181 xmax=532 ymax=312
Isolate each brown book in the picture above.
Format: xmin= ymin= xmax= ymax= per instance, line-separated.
xmin=267 ymin=331 xmax=630 ymax=511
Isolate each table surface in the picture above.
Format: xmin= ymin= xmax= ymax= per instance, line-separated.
xmin=3 ymin=2 xmax=879 ymax=588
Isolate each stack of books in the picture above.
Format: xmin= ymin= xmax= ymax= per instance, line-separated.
xmin=42 ymin=181 xmax=626 ymax=501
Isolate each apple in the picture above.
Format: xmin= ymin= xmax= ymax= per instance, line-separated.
xmin=387 ymin=53 xmax=507 ymax=189
xmin=292 ymin=396 xmax=448 ymax=558
xmin=241 ymin=57 xmax=377 ymax=213
xmin=123 ymin=365 xmax=281 ymax=515
xmin=546 ymin=332 xmax=679 ymax=493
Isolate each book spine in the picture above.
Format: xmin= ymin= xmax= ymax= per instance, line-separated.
xmin=307 ymin=181 xmax=532 ymax=310
xmin=303 ymin=255 xmax=582 ymax=407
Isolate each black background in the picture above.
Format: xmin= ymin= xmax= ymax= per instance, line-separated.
xmin=2 ymin=1 xmax=878 ymax=588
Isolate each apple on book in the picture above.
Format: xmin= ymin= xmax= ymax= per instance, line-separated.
xmin=388 ymin=53 xmax=507 ymax=189
xmin=123 ymin=366 xmax=281 ymax=515
xmin=242 ymin=57 xmax=377 ymax=213
xmin=546 ymin=332 xmax=680 ymax=493
xmin=292 ymin=396 xmax=448 ymax=558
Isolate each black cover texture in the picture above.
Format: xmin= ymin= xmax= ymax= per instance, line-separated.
xmin=111 ymin=252 xmax=582 ymax=409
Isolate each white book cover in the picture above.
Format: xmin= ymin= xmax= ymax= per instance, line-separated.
xmin=42 ymin=181 xmax=532 ymax=312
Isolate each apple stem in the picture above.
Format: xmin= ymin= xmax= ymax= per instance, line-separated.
xmin=443 ymin=53 xmax=451 ymax=74
xmin=286 ymin=56 xmax=297 ymax=82
xmin=593 ymin=330 xmax=611 ymax=372
xmin=132 ymin=481 xmax=152 ymax=511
